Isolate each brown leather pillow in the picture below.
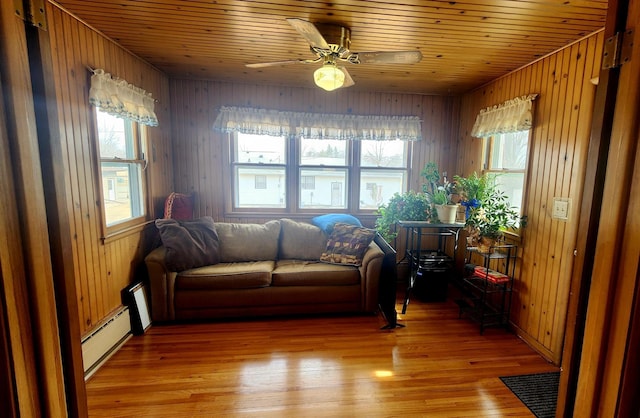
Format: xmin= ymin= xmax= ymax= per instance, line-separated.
xmin=155 ymin=216 xmax=220 ymax=271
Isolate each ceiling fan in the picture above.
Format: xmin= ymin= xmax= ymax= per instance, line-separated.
xmin=246 ymin=18 xmax=423 ymax=91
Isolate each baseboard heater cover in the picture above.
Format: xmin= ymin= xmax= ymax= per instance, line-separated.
xmin=81 ymin=306 xmax=131 ymax=378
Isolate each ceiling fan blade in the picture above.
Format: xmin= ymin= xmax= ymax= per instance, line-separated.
xmin=286 ymin=18 xmax=330 ymax=50
xmin=354 ymin=51 xmax=423 ymax=65
xmin=246 ymin=59 xmax=317 ymax=68
xmin=340 ymin=66 xmax=355 ymax=88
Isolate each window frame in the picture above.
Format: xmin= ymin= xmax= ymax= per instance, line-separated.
xmin=92 ymin=107 xmax=150 ymax=239
xmin=482 ymin=129 xmax=532 ymax=237
xmin=225 ymin=132 xmax=411 ymax=215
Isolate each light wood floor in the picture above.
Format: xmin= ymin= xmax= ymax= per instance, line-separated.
xmin=85 ymin=294 xmax=558 ymax=417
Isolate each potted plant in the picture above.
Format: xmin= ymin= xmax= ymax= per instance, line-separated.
xmin=421 ymin=162 xmax=459 ymax=224
xmin=375 ymin=191 xmax=430 ymax=242
xmin=454 ymin=171 xmax=492 ymax=220
xmin=463 ymin=177 xmax=520 ymax=253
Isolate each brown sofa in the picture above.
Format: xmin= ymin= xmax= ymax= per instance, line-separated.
xmin=145 ymin=218 xmax=385 ymax=321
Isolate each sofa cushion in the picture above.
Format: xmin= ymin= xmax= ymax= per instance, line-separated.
xmin=311 ymin=213 xmax=362 ymax=234
xmin=176 ymin=261 xmax=275 ymax=290
xmin=272 ymin=260 xmax=360 ymax=286
xmin=279 ymin=218 xmax=327 ymax=260
xmin=155 ymin=216 xmax=220 ymax=271
xmin=320 ymin=222 xmax=376 ymax=266
xmin=215 ymin=220 xmax=281 ymax=262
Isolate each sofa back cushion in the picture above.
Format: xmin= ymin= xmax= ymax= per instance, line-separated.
xmin=279 ymin=218 xmax=327 ymax=260
xmin=215 ymin=220 xmax=281 ymax=262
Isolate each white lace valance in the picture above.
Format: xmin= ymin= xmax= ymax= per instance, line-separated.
xmin=88 ymin=68 xmax=158 ymax=127
xmin=471 ymin=94 xmax=538 ymax=138
xmin=212 ymin=106 xmax=422 ymax=141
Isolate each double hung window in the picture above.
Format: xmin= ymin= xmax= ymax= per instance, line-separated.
xmin=94 ymin=108 xmax=148 ymax=230
xmin=484 ymin=130 xmax=530 ymax=218
xmin=230 ymin=132 xmax=409 ymax=212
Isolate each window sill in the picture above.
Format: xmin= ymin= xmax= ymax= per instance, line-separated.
xmin=101 ymin=219 xmax=155 ymax=244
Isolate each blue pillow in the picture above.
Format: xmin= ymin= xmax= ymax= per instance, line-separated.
xmin=311 ymin=214 xmax=362 ymax=234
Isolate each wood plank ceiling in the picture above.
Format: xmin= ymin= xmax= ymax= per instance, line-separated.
xmin=53 ymin=0 xmax=608 ymax=95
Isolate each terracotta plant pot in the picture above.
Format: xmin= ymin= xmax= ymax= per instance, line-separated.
xmin=477 ymin=236 xmax=497 ymax=253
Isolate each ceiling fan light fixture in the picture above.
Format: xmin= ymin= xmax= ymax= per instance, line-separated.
xmin=314 ymin=64 xmax=345 ymax=91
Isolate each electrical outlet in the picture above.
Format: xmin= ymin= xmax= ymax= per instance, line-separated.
xmin=552 ymin=197 xmax=571 ymax=220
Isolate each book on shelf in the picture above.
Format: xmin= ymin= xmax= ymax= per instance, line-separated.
xmin=473 ymin=266 xmax=510 ymax=283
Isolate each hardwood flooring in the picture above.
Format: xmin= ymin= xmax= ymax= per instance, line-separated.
xmin=85 ymin=295 xmax=558 ymax=417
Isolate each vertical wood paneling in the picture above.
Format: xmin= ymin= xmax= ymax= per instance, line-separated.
xmin=457 ymin=31 xmax=604 ymax=363
xmin=169 ymin=79 xmax=460 ymax=224
xmin=47 ymin=2 xmax=173 ymax=335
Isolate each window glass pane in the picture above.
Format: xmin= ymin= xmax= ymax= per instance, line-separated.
xmin=360 ymin=140 xmax=407 ymax=168
xmin=300 ymin=138 xmax=347 ymax=166
xmin=490 ymin=131 xmax=529 ymax=170
xmin=235 ymin=133 xmax=286 ymax=164
xmin=235 ymin=167 xmax=286 ymax=208
xmin=359 ymin=169 xmax=406 ymax=210
xmin=96 ymin=109 xmax=131 ymax=159
xmin=299 ymin=168 xmax=347 ymax=209
xmin=101 ymin=162 xmax=144 ymax=225
xmin=493 ymin=172 xmax=525 ymax=215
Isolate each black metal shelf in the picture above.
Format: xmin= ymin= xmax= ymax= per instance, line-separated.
xmin=397 ymin=221 xmax=464 ymax=313
xmin=456 ymin=244 xmax=517 ymax=334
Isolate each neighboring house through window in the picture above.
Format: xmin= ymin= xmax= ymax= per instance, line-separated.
xmin=94 ymin=108 xmax=148 ymax=230
xmin=483 ymin=130 xmax=530 ymax=217
xmin=231 ymin=132 xmax=409 ymax=212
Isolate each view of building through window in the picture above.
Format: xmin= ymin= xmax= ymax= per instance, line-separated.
xmin=233 ymin=133 xmax=408 ymax=211
xmin=95 ymin=108 xmax=146 ymax=226
xmin=485 ymin=130 xmax=529 ymax=216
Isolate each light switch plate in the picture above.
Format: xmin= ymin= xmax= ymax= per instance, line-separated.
xmin=552 ymin=197 xmax=571 ymax=220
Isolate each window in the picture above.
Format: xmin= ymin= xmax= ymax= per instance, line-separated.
xmin=359 ymin=140 xmax=408 ymax=210
xmin=233 ymin=133 xmax=286 ymax=208
xmin=301 ymin=176 xmax=315 ymax=190
xmin=231 ymin=133 xmax=409 ymax=212
xmin=484 ymin=130 xmax=530 ymax=216
xmin=255 ymin=175 xmax=267 ymax=189
xmin=94 ymin=108 xmax=147 ymax=228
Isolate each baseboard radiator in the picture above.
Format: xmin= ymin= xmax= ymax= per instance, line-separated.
xmin=81 ymin=306 xmax=132 ymax=379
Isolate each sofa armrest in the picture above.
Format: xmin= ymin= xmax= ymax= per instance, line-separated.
xmin=358 ymin=242 xmax=384 ymax=312
xmin=144 ymin=246 xmax=178 ymax=322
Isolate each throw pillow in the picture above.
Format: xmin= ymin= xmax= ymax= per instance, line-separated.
xmin=155 ymin=216 xmax=220 ymax=271
xmin=311 ymin=213 xmax=362 ymax=234
xmin=320 ymin=222 xmax=376 ymax=266
xmin=163 ymin=192 xmax=194 ymax=220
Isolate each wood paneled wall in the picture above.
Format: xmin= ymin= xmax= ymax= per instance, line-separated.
xmin=169 ymin=80 xmax=460 ymax=226
xmin=456 ymin=31 xmax=605 ymax=363
xmin=47 ymin=2 xmax=173 ymax=336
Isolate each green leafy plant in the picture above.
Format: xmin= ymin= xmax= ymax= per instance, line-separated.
xmin=454 ymin=171 xmax=493 ymax=203
xmin=464 ymin=182 xmax=520 ymax=240
xmin=421 ymin=162 xmax=458 ymax=206
xmin=375 ymin=191 xmax=429 ymax=241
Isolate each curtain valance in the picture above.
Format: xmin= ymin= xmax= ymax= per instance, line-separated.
xmin=212 ymin=106 xmax=422 ymax=141
xmin=88 ymin=69 xmax=159 ymax=127
xmin=470 ymin=94 xmax=538 ymax=138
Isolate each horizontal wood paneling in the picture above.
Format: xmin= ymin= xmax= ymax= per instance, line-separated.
xmin=168 ymin=79 xmax=459 ymax=227
xmin=456 ymin=31 xmax=604 ymax=364
xmin=47 ymin=2 xmax=173 ymax=335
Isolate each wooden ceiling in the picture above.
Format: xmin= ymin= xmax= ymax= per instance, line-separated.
xmin=53 ymin=0 xmax=608 ymax=95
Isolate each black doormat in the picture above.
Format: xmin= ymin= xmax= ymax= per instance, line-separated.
xmin=500 ymin=371 xmax=560 ymax=418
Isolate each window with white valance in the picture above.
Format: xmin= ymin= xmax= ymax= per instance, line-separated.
xmin=88 ymin=68 xmax=154 ymax=235
xmin=213 ymin=106 xmax=422 ymax=141
xmin=471 ymin=94 xmax=539 ymax=232
xmin=470 ymin=94 xmax=538 ymax=138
